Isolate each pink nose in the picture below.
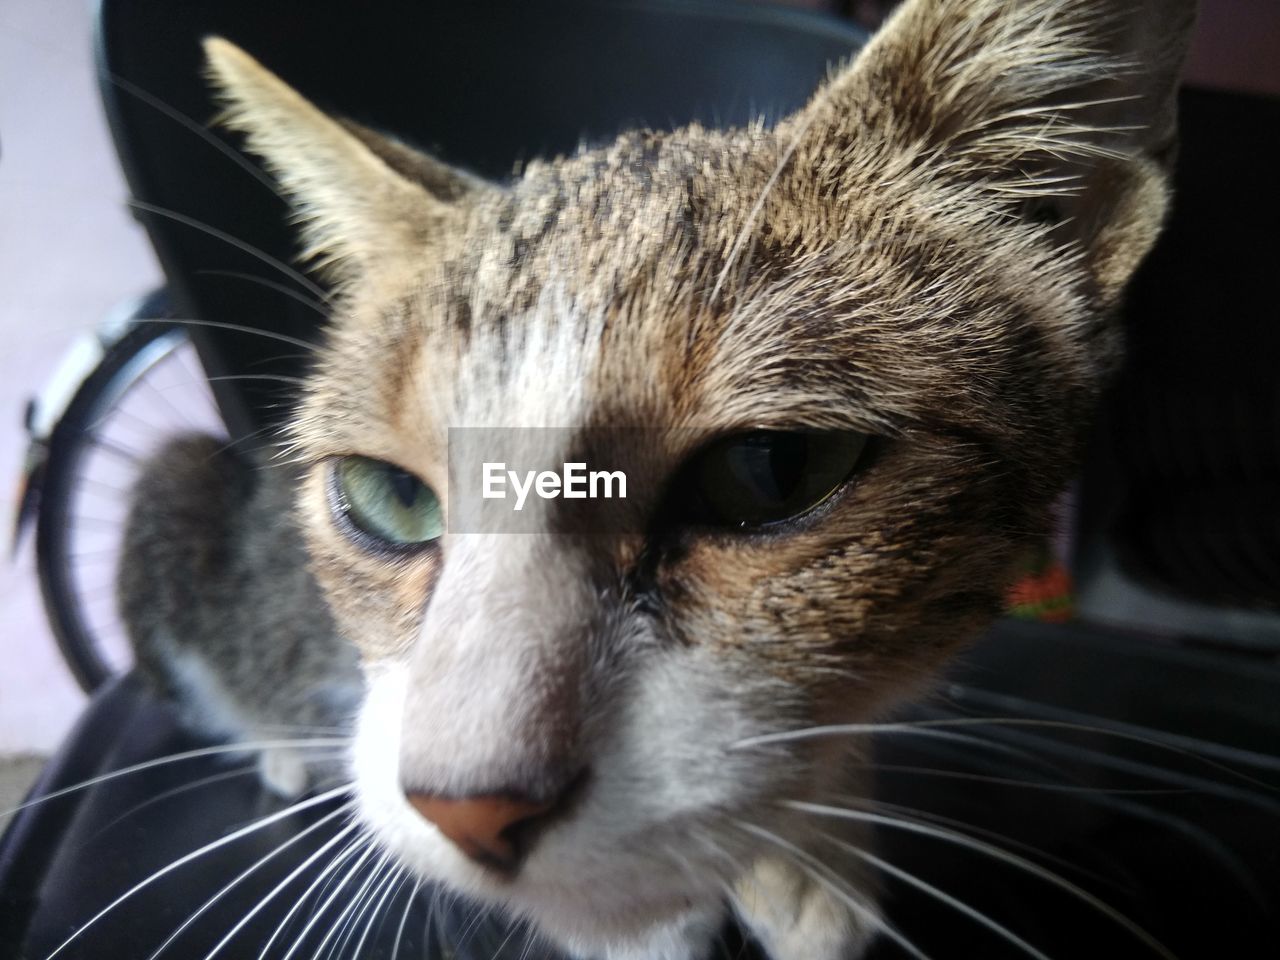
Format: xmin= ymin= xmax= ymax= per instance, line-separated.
xmin=406 ymin=792 xmax=557 ymax=872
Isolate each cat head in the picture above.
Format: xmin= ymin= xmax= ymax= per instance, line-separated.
xmin=206 ymin=0 xmax=1194 ymax=952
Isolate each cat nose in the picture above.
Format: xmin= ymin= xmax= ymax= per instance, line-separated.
xmin=405 ymin=790 xmax=559 ymax=873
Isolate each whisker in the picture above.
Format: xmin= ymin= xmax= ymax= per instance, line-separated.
xmin=829 ymin=834 xmax=1053 ymax=960
xmin=945 ymin=694 xmax=1280 ymax=789
xmin=425 ymin=885 xmax=450 ymax=959
xmin=208 ymin=374 xmax=307 ymax=387
xmin=129 ymin=316 xmax=321 ymax=354
xmin=731 ymin=818 xmax=931 ymax=960
xmin=785 ymin=800 xmax=1177 ymax=960
xmin=867 ymin=762 xmax=1189 ymax=796
xmin=391 ymin=879 xmax=421 ymax=960
xmin=708 ymin=103 xmax=823 ymax=309
xmin=515 ymin=927 xmax=537 ymax=960
xmin=42 ymin=785 xmax=348 ymax=959
xmin=733 ymin=718 xmax=1073 ymax=750
xmin=144 ymin=802 xmax=353 ymax=960
xmin=252 ymin=724 xmax=354 ymax=737
xmin=254 ymin=830 xmax=368 ymax=960
xmin=322 ymin=855 xmax=392 ymax=960
xmin=276 ymin=839 xmax=379 ymax=960
xmin=657 ymin=835 xmax=712 ymax=895
xmin=107 ymin=75 xmax=288 ymax=200
xmin=690 ymin=824 xmax=747 ymax=885
xmin=740 ymin=722 xmax=1062 ymax=782
xmin=352 ymin=868 xmax=408 ymax=959
xmin=316 ymin=866 xmax=378 ymax=960
xmin=128 ymin=200 xmax=328 ymax=301
xmin=847 ymin=794 xmax=1113 ymax=888
xmin=6 ymin=738 xmax=350 ymax=820
xmin=453 ymin=899 xmax=491 ymax=955
xmin=308 ymin=836 xmax=367 ymax=926
xmin=194 ymin=269 xmax=332 ymax=318
xmin=210 ymin=424 xmax=287 ymax=459
xmin=88 ymin=765 xmax=259 ymax=842
xmin=337 ymin=860 xmax=400 ymax=960
xmin=736 ymin=717 xmax=1279 ymax=791
xmin=483 ymin=914 xmax=523 ymax=960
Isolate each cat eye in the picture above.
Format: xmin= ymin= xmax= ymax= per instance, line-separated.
xmin=331 ymin=456 xmax=444 ymax=547
xmin=669 ymin=430 xmax=870 ymax=530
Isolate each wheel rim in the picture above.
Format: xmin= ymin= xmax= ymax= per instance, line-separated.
xmin=36 ymin=323 xmax=226 ymax=691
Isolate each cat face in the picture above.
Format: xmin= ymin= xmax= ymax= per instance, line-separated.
xmin=206 ymin=0 xmax=1194 ymax=954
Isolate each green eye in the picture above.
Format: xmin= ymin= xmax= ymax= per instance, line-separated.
xmin=672 ymin=431 xmax=870 ymax=529
xmin=332 ymin=456 xmax=443 ymax=547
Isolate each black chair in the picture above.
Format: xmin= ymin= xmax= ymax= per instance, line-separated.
xmin=97 ymin=0 xmax=868 ymax=444
xmin=4 ymin=2 xmax=1278 ymax=958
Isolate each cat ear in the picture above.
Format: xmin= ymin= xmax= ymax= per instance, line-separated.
xmin=793 ymin=0 xmax=1197 ymax=305
xmin=203 ymin=37 xmax=486 ymax=286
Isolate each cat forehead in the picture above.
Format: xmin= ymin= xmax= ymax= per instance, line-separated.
xmin=309 ymin=96 xmax=1110 ymax=452
xmin=473 ymin=126 xmax=776 ymax=298
xmin=313 ymin=153 xmax=1095 ymax=463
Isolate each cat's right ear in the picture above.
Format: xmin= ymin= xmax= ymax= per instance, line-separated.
xmin=782 ymin=0 xmax=1197 ymax=310
xmin=203 ymin=37 xmax=488 ymax=287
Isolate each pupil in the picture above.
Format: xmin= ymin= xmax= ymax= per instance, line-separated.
xmin=765 ymin=434 xmax=806 ymax=502
xmin=733 ymin=433 xmax=806 ymax=504
xmin=387 ymin=468 xmax=420 ymax=508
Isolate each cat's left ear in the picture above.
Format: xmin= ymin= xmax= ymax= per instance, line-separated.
xmin=204 ymin=38 xmax=489 ymax=287
xmin=791 ymin=0 xmax=1198 ymax=306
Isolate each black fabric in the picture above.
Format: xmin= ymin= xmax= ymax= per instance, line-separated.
xmin=1083 ymin=89 xmax=1280 ymax=611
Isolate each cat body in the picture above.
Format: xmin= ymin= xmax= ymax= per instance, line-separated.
xmin=119 ymin=434 xmax=362 ymax=795
xmin=125 ymin=1 xmax=1196 ymax=958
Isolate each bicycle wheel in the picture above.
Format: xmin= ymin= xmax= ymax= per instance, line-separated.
xmin=35 ymin=318 xmax=226 ymax=692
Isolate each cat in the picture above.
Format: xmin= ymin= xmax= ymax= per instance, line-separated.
xmin=128 ymin=1 xmax=1198 ymax=957
xmin=119 ymin=433 xmax=362 ymax=797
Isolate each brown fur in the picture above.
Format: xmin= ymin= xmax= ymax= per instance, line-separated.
xmin=199 ymin=1 xmax=1196 ymax=954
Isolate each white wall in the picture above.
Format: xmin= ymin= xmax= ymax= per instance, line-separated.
xmin=0 ymin=0 xmax=162 ymax=752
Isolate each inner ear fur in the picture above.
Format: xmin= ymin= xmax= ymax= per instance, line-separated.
xmin=788 ymin=0 xmax=1198 ymax=305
